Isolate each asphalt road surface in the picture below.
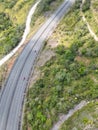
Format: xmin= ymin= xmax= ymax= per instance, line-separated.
xmin=0 ymin=0 xmax=75 ymax=130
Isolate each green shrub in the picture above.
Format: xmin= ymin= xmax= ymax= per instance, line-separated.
xmin=82 ymin=0 xmax=91 ymax=12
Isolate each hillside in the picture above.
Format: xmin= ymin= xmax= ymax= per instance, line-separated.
xmin=23 ymin=0 xmax=98 ymax=130
xmin=0 ymin=0 xmax=98 ymax=129
xmin=0 ymin=0 xmax=37 ymax=59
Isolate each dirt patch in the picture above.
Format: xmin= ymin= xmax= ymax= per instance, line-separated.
xmin=91 ymin=76 xmax=98 ymax=83
xmin=37 ymin=48 xmax=55 ymax=67
xmin=28 ymin=127 xmax=32 ymax=130
xmin=48 ymin=38 xmax=59 ymax=48
xmin=75 ymin=56 xmax=91 ymax=65
xmin=30 ymin=48 xmax=55 ymax=85
xmin=83 ymin=124 xmax=95 ymax=130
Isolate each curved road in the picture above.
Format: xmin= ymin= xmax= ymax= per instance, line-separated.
xmin=0 ymin=0 xmax=75 ymax=130
xmin=0 ymin=0 xmax=40 ymax=67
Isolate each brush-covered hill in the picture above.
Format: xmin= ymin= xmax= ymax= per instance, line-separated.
xmin=23 ymin=0 xmax=98 ymax=130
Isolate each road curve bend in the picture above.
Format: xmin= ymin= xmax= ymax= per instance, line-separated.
xmin=0 ymin=0 xmax=75 ymax=130
xmin=0 ymin=0 xmax=40 ymax=67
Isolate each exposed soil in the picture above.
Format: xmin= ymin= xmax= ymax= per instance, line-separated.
xmin=29 ymin=47 xmax=55 ymax=85
xmin=48 ymin=38 xmax=59 ymax=48
xmin=75 ymin=56 xmax=91 ymax=66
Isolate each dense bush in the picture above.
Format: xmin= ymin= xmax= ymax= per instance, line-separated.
xmin=37 ymin=0 xmax=56 ymax=13
xmin=80 ymin=39 xmax=98 ymax=58
xmin=0 ymin=13 xmax=12 ymax=31
xmin=82 ymin=0 xmax=91 ymax=12
xmin=0 ymin=24 xmax=24 ymax=57
xmin=0 ymin=0 xmax=17 ymax=8
xmin=73 ymin=0 xmax=82 ymax=9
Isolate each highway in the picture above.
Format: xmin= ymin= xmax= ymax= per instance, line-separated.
xmin=0 ymin=0 xmax=75 ymax=130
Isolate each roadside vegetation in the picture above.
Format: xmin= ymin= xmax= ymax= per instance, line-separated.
xmin=0 ymin=0 xmax=37 ymax=59
xmin=60 ymin=101 xmax=98 ymax=130
xmin=23 ymin=0 xmax=98 ymax=130
xmin=0 ymin=64 xmax=8 ymax=89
